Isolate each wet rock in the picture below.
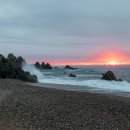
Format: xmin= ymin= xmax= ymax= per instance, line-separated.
xmin=117 ymin=78 xmax=123 ymax=81
xmin=41 ymin=62 xmax=46 ymax=68
xmin=45 ymin=63 xmax=52 ymax=69
xmin=35 ymin=62 xmax=52 ymax=69
xmin=54 ymin=67 xmax=58 ymax=68
xmin=69 ymin=73 xmax=77 ymax=77
xmin=35 ymin=62 xmax=41 ymax=69
xmin=64 ymin=65 xmax=77 ymax=70
xmin=17 ymin=70 xmax=37 ymax=83
xmin=101 ymin=71 xmax=117 ymax=81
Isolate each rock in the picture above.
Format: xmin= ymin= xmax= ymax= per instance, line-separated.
xmin=45 ymin=63 xmax=52 ymax=69
xmin=0 ymin=53 xmax=37 ymax=83
xmin=0 ymin=56 xmax=7 ymax=63
xmin=13 ymin=56 xmax=26 ymax=67
xmin=64 ymin=65 xmax=77 ymax=70
xmin=41 ymin=62 xmax=46 ymax=68
xmin=35 ymin=62 xmax=52 ymax=69
xmin=101 ymin=71 xmax=117 ymax=81
xmin=0 ymin=54 xmax=4 ymax=61
xmin=7 ymin=53 xmax=16 ymax=63
xmin=54 ymin=67 xmax=58 ymax=69
xmin=69 ymin=73 xmax=77 ymax=77
xmin=17 ymin=70 xmax=37 ymax=83
xmin=117 ymin=78 xmax=123 ymax=81
xmin=35 ymin=62 xmax=41 ymax=69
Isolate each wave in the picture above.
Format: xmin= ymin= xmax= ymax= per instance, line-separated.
xmin=22 ymin=63 xmax=44 ymax=81
xmin=39 ymin=77 xmax=130 ymax=92
xmin=22 ymin=64 xmax=130 ymax=93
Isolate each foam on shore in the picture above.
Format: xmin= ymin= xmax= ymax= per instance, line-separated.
xmin=22 ymin=64 xmax=130 ymax=93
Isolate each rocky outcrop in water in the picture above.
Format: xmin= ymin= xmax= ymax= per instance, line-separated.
xmin=45 ymin=63 xmax=52 ymax=69
xmin=69 ymin=73 xmax=77 ymax=77
xmin=0 ymin=53 xmax=37 ymax=83
xmin=101 ymin=71 xmax=117 ymax=81
xmin=64 ymin=65 xmax=77 ymax=70
xmin=35 ymin=62 xmax=52 ymax=69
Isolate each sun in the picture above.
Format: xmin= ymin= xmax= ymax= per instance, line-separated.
xmin=107 ymin=60 xmax=127 ymax=66
xmin=107 ymin=61 xmax=119 ymax=66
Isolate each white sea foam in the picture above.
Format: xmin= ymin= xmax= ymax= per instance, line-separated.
xmin=39 ymin=78 xmax=130 ymax=92
xmin=22 ymin=63 xmax=44 ymax=81
xmin=22 ymin=64 xmax=130 ymax=93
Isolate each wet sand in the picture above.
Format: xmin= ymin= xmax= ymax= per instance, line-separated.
xmin=31 ymin=82 xmax=130 ymax=98
xmin=0 ymin=79 xmax=130 ymax=130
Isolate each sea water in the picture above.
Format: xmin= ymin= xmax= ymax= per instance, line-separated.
xmin=23 ymin=64 xmax=130 ymax=93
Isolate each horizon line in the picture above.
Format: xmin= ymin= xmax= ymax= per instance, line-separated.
xmin=28 ymin=61 xmax=130 ymax=66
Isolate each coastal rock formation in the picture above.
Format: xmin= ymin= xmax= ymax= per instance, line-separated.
xmin=0 ymin=53 xmax=37 ymax=83
xmin=17 ymin=70 xmax=37 ymax=83
xmin=54 ymin=67 xmax=58 ymax=69
xmin=45 ymin=63 xmax=52 ymax=69
xmin=0 ymin=54 xmax=4 ymax=61
xmin=35 ymin=62 xmax=41 ymax=68
xmin=102 ymin=71 xmax=117 ymax=81
xmin=35 ymin=62 xmax=52 ymax=69
xmin=64 ymin=65 xmax=77 ymax=70
xmin=118 ymin=78 xmax=123 ymax=81
xmin=7 ymin=53 xmax=16 ymax=63
xmin=69 ymin=73 xmax=77 ymax=77
xmin=14 ymin=56 xmax=25 ymax=67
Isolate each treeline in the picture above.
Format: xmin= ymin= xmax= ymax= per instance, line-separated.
xmin=0 ymin=53 xmax=37 ymax=82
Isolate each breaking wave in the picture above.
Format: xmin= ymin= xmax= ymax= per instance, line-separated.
xmin=22 ymin=64 xmax=130 ymax=93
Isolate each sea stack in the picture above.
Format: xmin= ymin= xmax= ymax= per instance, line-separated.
xmin=101 ymin=71 xmax=117 ymax=81
xmin=64 ymin=65 xmax=77 ymax=70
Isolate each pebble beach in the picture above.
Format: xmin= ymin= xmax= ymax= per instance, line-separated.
xmin=0 ymin=79 xmax=130 ymax=130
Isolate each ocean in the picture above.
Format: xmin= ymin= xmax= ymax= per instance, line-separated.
xmin=23 ymin=64 xmax=130 ymax=94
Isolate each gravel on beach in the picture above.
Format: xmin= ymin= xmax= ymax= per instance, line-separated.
xmin=0 ymin=79 xmax=130 ymax=130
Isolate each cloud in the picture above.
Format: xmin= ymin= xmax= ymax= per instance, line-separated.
xmin=0 ymin=3 xmax=25 ymax=19
xmin=0 ymin=0 xmax=130 ymax=63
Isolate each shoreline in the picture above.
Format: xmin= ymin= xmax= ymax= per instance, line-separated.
xmin=0 ymin=79 xmax=130 ymax=130
xmin=29 ymin=82 xmax=130 ymax=98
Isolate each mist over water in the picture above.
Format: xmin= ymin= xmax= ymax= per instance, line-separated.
xmin=22 ymin=64 xmax=130 ymax=93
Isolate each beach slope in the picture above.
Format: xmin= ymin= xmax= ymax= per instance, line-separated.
xmin=0 ymin=79 xmax=130 ymax=130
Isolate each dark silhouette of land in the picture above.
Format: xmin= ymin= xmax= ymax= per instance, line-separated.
xmin=0 ymin=53 xmax=37 ymax=82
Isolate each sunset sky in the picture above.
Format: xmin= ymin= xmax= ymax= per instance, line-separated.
xmin=0 ymin=0 xmax=130 ymax=65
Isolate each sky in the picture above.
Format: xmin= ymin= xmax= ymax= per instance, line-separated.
xmin=0 ymin=0 xmax=130 ymax=65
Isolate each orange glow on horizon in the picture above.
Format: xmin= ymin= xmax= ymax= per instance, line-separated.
xmin=107 ymin=61 xmax=127 ymax=66
xmin=86 ymin=48 xmax=130 ymax=66
xmin=27 ymin=48 xmax=130 ymax=66
xmin=27 ymin=59 xmax=129 ymax=66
